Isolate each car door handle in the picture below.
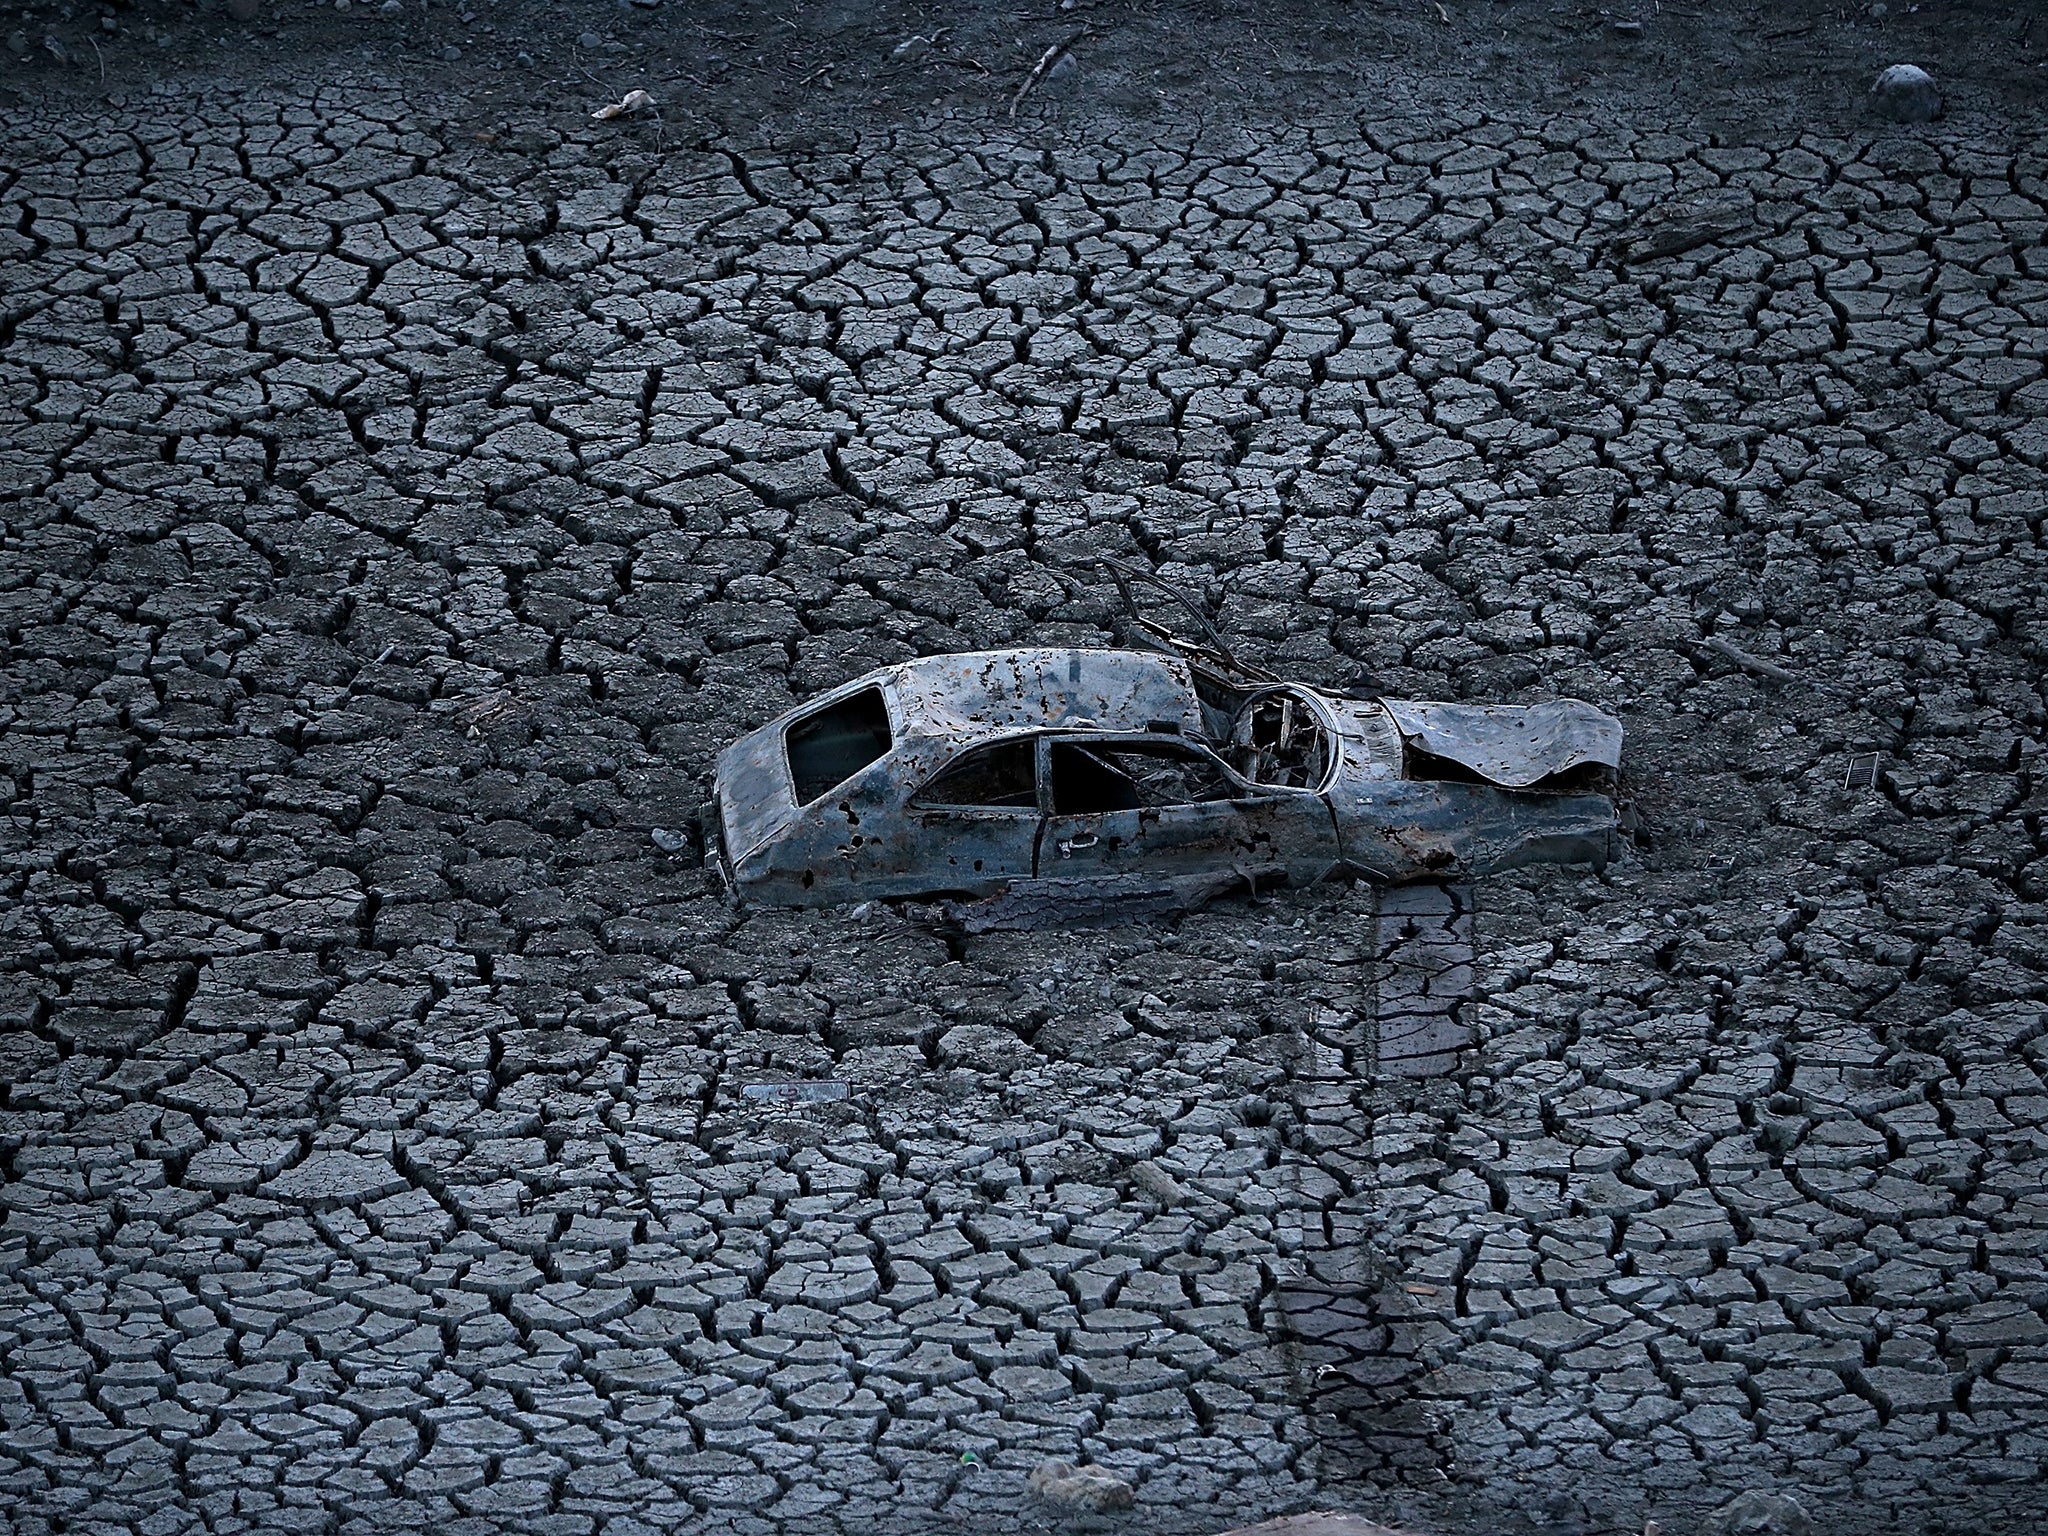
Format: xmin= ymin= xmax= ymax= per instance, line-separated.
xmin=1058 ymin=833 xmax=1099 ymax=856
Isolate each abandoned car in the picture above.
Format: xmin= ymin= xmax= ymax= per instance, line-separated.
xmin=710 ymin=643 xmax=1624 ymax=909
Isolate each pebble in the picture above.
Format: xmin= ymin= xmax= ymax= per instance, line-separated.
xmin=1870 ymin=61 xmax=1941 ymax=121
xmin=578 ymin=29 xmax=604 ymax=49
xmin=1702 ymin=1491 xmax=1812 ymax=1536
xmin=1027 ymin=1460 xmax=1137 ymax=1512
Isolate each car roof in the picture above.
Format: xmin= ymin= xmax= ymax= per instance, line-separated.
xmin=878 ymin=647 xmax=1204 ymax=745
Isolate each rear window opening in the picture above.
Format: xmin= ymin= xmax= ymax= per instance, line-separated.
xmin=786 ymin=687 xmax=892 ymax=805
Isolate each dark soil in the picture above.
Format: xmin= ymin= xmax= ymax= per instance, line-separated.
xmin=2 ymin=0 xmax=2043 ymax=139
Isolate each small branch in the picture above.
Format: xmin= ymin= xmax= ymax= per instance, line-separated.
xmin=1699 ymin=635 xmax=1803 ymax=684
xmin=1009 ymin=29 xmax=1085 ymax=120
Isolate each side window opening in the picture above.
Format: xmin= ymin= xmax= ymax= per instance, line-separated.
xmin=1051 ymin=742 xmax=1236 ymax=815
xmin=786 ymin=687 xmax=892 ymax=805
xmin=913 ymin=740 xmax=1038 ymax=809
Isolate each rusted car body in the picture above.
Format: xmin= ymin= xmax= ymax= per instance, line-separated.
xmin=710 ymin=645 xmax=1623 ymax=909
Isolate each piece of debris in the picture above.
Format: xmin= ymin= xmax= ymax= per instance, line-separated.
xmin=1433 ymin=1 xmax=1451 ymax=21
xmin=1606 ymin=186 xmax=1757 ymax=263
xmin=712 ymin=636 xmax=1623 ymax=911
xmin=1026 ymin=1460 xmax=1135 ymax=1513
xmin=1843 ymin=752 xmax=1880 ymax=790
xmin=1009 ymin=29 xmax=1085 ymax=119
xmin=650 ymin=827 xmax=690 ymax=853
xmin=891 ymin=29 xmax=946 ymax=60
xmin=592 ymin=88 xmax=655 ymax=120
xmin=1700 ymin=634 xmax=1803 ymax=684
xmin=1870 ymin=62 xmax=1941 ymax=121
xmin=1612 ymin=18 xmax=1644 ymax=34
xmin=741 ymin=1082 xmax=849 ymax=1106
xmin=1701 ymin=1490 xmax=1811 ymax=1536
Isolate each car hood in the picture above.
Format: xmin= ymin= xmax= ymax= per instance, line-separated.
xmin=1380 ymin=698 xmax=1623 ymax=787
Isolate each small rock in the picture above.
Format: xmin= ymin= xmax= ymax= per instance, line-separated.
xmin=578 ymin=29 xmax=604 ymax=48
xmin=1027 ymin=1460 xmax=1135 ymax=1513
xmin=1129 ymin=1160 xmax=1191 ymax=1207
xmin=440 ymin=43 xmax=461 ymax=60
xmin=1870 ymin=62 xmax=1940 ymax=121
xmin=1702 ymin=1491 xmax=1811 ymax=1536
xmin=5 ymin=30 xmax=28 ymax=55
xmin=651 ymin=827 xmax=689 ymax=853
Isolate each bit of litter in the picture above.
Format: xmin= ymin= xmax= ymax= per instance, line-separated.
xmin=1700 ymin=635 xmax=1803 ymax=684
xmin=800 ymin=64 xmax=833 ymax=87
xmin=1843 ymin=753 xmax=1880 ymax=790
xmin=374 ymin=644 xmax=397 ymax=665
xmin=1009 ymin=29 xmax=1085 ymax=119
xmin=650 ymin=827 xmax=690 ymax=853
xmin=592 ymin=88 xmax=655 ymax=120
xmin=1612 ymin=18 xmax=1644 ymax=34
xmin=1433 ymin=1 xmax=1451 ymax=23
xmin=958 ymin=1449 xmax=980 ymax=1466
xmin=741 ymin=1082 xmax=850 ymax=1105
xmin=1404 ymin=1283 xmax=1439 ymax=1295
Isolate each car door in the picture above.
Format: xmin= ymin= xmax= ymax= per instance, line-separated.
xmin=903 ymin=737 xmax=1044 ymax=896
xmin=1038 ymin=735 xmax=1339 ymax=887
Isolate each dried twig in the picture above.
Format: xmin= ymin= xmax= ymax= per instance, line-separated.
xmin=1009 ymin=28 xmax=1085 ymax=120
xmin=1699 ymin=635 xmax=1803 ymax=684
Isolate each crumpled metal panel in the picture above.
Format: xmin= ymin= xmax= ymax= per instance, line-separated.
xmin=1379 ymin=698 xmax=1623 ymax=788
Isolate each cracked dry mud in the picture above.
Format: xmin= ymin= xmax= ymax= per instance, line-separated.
xmin=2 ymin=38 xmax=2047 ymax=1536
